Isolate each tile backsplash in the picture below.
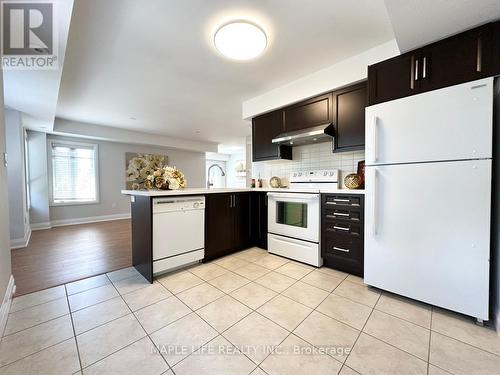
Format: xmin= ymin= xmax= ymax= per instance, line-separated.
xmin=251 ymin=142 xmax=365 ymax=188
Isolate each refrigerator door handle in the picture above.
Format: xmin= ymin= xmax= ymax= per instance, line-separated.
xmin=371 ymin=167 xmax=378 ymax=236
xmin=372 ymin=116 xmax=379 ymax=163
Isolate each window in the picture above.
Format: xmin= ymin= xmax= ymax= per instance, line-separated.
xmin=49 ymin=140 xmax=99 ymax=205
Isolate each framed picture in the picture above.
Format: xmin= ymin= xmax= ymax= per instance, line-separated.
xmin=357 ymin=160 xmax=365 ymax=188
xmin=125 ymin=153 xmax=167 ymax=189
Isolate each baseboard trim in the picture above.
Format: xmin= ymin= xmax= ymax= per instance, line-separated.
xmin=30 ymin=213 xmax=131 ymax=231
xmin=10 ymin=226 xmax=32 ymax=249
xmin=0 ymin=276 xmax=15 ymax=337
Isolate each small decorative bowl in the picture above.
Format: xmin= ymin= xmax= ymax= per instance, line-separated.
xmin=344 ymin=173 xmax=362 ymax=189
xmin=269 ymin=176 xmax=281 ymax=188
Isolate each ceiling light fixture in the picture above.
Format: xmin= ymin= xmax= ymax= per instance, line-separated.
xmin=214 ymin=20 xmax=267 ymax=60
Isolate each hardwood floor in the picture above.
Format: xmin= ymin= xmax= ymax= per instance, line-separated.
xmin=11 ymin=219 xmax=132 ymax=296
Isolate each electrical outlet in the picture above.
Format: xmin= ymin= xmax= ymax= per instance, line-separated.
xmin=3 ymin=152 xmax=7 ymax=167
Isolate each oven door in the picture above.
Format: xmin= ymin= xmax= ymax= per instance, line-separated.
xmin=267 ymin=193 xmax=319 ymax=243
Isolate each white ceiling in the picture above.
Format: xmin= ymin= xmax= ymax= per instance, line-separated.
xmin=384 ymin=0 xmax=500 ymax=52
xmin=56 ymin=0 xmax=394 ymax=145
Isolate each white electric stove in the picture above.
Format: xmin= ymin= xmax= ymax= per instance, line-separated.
xmin=267 ymin=169 xmax=339 ymax=267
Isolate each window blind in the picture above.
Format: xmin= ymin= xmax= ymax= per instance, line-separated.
xmin=51 ymin=142 xmax=97 ymax=203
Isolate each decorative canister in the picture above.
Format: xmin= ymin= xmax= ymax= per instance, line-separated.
xmin=344 ymin=173 xmax=362 ymax=189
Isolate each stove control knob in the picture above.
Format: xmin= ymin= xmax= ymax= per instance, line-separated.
xmin=193 ymin=202 xmax=200 ymax=208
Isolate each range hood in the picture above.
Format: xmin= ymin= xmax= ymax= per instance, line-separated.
xmin=272 ymin=123 xmax=335 ymax=146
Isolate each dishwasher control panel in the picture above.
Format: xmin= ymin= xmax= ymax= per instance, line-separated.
xmin=153 ymin=196 xmax=205 ymax=213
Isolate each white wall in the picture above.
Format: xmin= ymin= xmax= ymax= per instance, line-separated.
xmin=5 ymin=109 xmax=28 ymax=242
xmin=252 ymin=142 xmax=364 ymax=188
xmin=27 ymin=131 xmax=50 ymax=228
xmin=0 ymin=73 xmax=13 ymax=301
xmin=242 ymin=40 xmax=399 ymax=119
xmin=37 ymin=135 xmax=206 ymax=224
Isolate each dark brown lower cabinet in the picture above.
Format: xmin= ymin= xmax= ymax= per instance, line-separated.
xmin=205 ymin=192 xmax=252 ymax=261
xmin=321 ymin=194 xmax=364 ymax=277
xmin=250 ymin=192 xmax=268 ymax=249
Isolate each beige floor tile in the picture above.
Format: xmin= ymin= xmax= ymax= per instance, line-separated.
xmin=68 ymin=284 xmax=119 ymax=312
xmin=223 ymin=312 xmax=289 ymax=364
xmin=334 ymin=280 xmax=380 ymax=307
xmin=72 ymin=297 xmax=130 ymax=335
xmin=208 ymin=272 xmax=250 ymax=293
xmin=0 ymin=315 xmax=74 ymax=367
xmin=112 ymin=274 xmax=150 ymax=295
xmin=233 ymin=263 xmax=271 ymax=280
xmin=173 ymin=335 xmax=256 ymax=375
xmin=274 ymin=262 xmax=314 ymax=280
xmin=177 ymin=283 xmax=224 ymax=310
xmin=339 ymin=366 xmax=360 ymax=375
xmin=429 ymin=331 xmax=500 ymax=375
xmin=4 ymin=297 xmax=69 ymax=335
xmin=294 ymin=311 xmax=359 ymax=363
xmin=316 ymin=267 xmax=348 ymax=279
xmin=345 ymin=275 xmax=364 ymax=285
xmin=250 ymin=367 xmax=267 ymax=375
xmin=257 ymin=295 xmax=312 ymax=331
xmin=77 ymin=314 xmax=146 ymax=368
xmin=135 ymin=295 xmax=191 ymax=334
xmin=261 ymin=334 xmax=343 ymax=375
xmin=0 ymin=338 xmax=80 ymax=375
xmin=301 ymin=270 xmax=343 ymax=292
xmin=197 ymin=295 xmax=252 ymax=332
xmin=431 ymin=308 xmax=500 ymax=356
xmin=233 ymin=249 xmax=268 ymax=263
xmin=363 ymin=310 xmax=430 ymax=360
xmin=428 ymin=365 xmax=453 ymax=375
xmin=10 ymin=285 xmax=66 ymax=313
xmin=230 ymin=282 xmax=278 ymax=310
xmin=122 ymin=282 xmax=171 ymax=311
xmin=189 ymin=263 xmax=228 ymax=281
xmin=346 ymin=333 xmax=427 ymax=375
xmin=157 ymin=271 xmax=204 ymax=294
xmin=316 ymin=294 xmax=372 ymax=330
xmin=150 ymin=312 xmax=218 ymax=366
xmin=255 ymin=271 xmax=296 ymax=293
xmin=214 ymin=256 xmax=250 ymax=271
xmin=83 ymin=337 xmax=168 ymax=375
xmin=252 ymin=254 xmax=290 ymax=270
xmin=106 ymin=267 xmax=140 ymax=282
xmin=66 ymin=274 xmax=110 ymax=295
xmin=375 ymin=292 xmax=432 ymax=328
xmin=282 ymin=281 xmax=329 ymax=309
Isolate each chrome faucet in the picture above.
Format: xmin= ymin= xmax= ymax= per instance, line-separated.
xmin=207 ymin=164 xmax=226 ymax=188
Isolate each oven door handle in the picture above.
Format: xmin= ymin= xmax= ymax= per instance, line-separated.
xmin=267 ymin=193 xmax=319 ymax=200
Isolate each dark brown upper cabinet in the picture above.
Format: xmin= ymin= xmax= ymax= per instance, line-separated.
xmin=368 ymin=21 xmax=500 ymax=105
xmin=283 ymin=93 xmax=333 ymax=132
xmin=252 ymin=110 xmax=292 ymax=162
xmin=332 ymin=82 xmax=367 ymax=152
xmin=368 ymin=51 xmax=419 ymax=105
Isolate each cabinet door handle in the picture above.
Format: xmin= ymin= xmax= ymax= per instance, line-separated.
xmin=415 ymin=58 xmax=419 ymax=81
xmin=333 ymin=198 xmax=350 ymax=202
xmin=334 ymin=212 xmax=350 ymax=217
xmin=333 ymin=246 xmax=350 ymax=253
xmin=422 ymin=57 xmax=427 ymax=79
xmin=410 ymin=56 xmax=415 ymax=89
xmin=371 ymin=115 xmax=378 ymax=163
xmin=229 ymin=195 xmax=233 ymax=208
xmin=333 ymin=226 xmax=350 ymax=231
xmin=476 ymin=36 xmax=482 ymax=72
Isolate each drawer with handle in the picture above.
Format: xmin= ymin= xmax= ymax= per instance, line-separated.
xmin=324 ymin=220 xmax=362 ymax=236
xmin=324 ymin=207 xmax=362 ymax=222
xmin=323 ymin=194 xmax=362 ymax=207
xmin=323 ymin=233 xmax=363 ymax=261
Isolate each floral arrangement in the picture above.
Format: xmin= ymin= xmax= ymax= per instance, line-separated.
xmin=145 ymin=166 xmax=187 ymax=190
xmin=126 ymin=153 xmax=166 ymax=190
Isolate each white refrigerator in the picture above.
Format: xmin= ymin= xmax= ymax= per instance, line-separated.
xmin=364 ymin=77 xmax=494 ymax=321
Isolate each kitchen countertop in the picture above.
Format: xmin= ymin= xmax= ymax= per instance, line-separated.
xmin=121 ymin=187 xmax=365 ymax=196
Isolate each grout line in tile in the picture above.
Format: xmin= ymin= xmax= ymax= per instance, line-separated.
xmin=427 ymin=306 xmax=434 ymax=375
xmin=0 ymin=311 xmax=72 ymax=339
xmin=65 ymin=284 xmax=84 ymax=374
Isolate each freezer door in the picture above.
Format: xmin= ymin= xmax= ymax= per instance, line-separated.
xmin=365 ymin=78 xmax=493 ymax=165
xmin=364 ymin=160 xmax=491 ymax=320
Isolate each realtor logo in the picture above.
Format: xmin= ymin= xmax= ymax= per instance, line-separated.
xmin=1 ymin=1 xmax=58 ymax=69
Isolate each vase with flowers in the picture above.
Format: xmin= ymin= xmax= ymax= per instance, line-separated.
xmin=144 ymin=166 xmax=187 ymax=190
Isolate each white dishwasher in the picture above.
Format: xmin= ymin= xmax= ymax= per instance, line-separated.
xmin=152 ymin=196 xmax=205 ymax=275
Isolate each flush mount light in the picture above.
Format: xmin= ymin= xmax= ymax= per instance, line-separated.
xmin=214 ymin=21 xmax=267 ymax=60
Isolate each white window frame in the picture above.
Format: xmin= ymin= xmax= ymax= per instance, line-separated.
xmin=48 ymin=139 xmax=100 ymax=206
